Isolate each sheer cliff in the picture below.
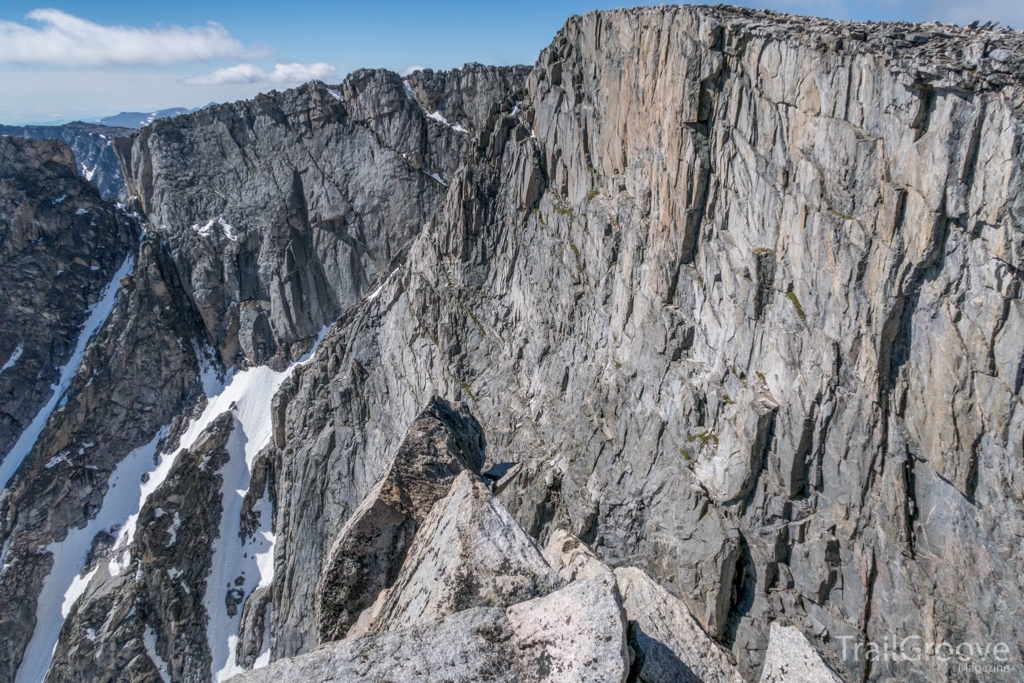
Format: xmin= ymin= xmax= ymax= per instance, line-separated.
xmin=1 ymin=5 xmax=1022 ymax=683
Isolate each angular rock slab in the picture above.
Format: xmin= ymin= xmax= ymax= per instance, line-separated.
xmin=544 ymin=528 xmax=614 ymax=582
xmin=758 ymin=622 xmax=843 ymax=683
xmin=228 ymin=577 xmax=628 ymax=683
xmin=615 ymin=567 xmax=743 ymax=683
xmin=316 ymin=396 xmax=485 ymax=641
xmin=355 ymin=470 xmax=564 ymax=635
xmin=507 ymin=576 xmax=630 ymax=683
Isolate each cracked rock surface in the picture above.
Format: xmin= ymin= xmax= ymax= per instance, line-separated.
xmin=2 ymin=4 xmax=1023 ymax=683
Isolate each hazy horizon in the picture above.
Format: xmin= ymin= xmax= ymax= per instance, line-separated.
xmin=2 ymin=0 xmax=1022 ymax=125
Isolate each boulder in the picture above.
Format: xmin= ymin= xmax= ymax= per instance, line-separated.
xmin=507 ymin=576 xmax=630 ymax=683
xmin=544 ymin=529 xmax=614 ymax=582
xmin=615 ymin=567 xmax=744 ymax=683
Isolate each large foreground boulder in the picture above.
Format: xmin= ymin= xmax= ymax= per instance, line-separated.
xmin=228 ymin=577 xmax=628 ymax=683
xmin=615 ymin=567 xmax=744 ymax=683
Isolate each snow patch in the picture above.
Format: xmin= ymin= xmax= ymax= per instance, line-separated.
xmin=402 ymin=79 xmax=421 ymax=105
xmin=51 ymin=194 xmax=68 ymax=204
xmin=1 ymin=343 xmax=23 ymax=373
xmin=427 ymin=109 xmax=468 ymax=134
xmin=167 ymin=512 xmax=181 ymax=547
xmin=108 ymin=425 xmax=177 ymax=577
xmin=61 ymin=567 xmax=97 ymax=618
xmin=326 ymin=88 xmax=341 ymax=101
xmin=192 ymin=218 xmax=239 ymax=241
xmin=0 ymin=255 xmax=134 ymax=491
xmin=75 ymin=208 xmax=88 ymax=216
xmin=426 ymin=171 xmax=448 ymax=187
xmin=44 ymin=454 xmax=68 ymax=469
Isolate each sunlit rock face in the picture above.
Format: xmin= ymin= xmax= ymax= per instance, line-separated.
xmin=2 ymin=5 xmax=1023 ymax=683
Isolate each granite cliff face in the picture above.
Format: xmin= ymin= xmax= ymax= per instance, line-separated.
xmin=1 ymin=5 xmax=1023 ymax=683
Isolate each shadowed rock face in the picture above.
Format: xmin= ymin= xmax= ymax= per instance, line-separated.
xmin=0 ymin=137 xmax=138 ymax=466
xmin=115 ymin=67 xmax=527 ymax=370
xmin=4 ymin=5 xmax=1024 ymax=683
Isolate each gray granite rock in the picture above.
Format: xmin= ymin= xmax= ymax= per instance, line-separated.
xmin=0 ymin=122 xmax=134 ymax=201
xmin=353 ymin=470 xmax=564 ymax=637
xmin=228 ymin=576 xmax=627 ymax=683
xmin=616 ymin=566 xmax=744 ymax=683
xmin=316 ymin=396 xmax=486 ymax=641
xmin=758 ymin=622 xmax=843 ymax=683
xmin=5 ymin=5 xmax=1024 ymax=683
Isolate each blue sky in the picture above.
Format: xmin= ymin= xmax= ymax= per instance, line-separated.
xmin=1 ymin=0 xmax=1022 ymax=124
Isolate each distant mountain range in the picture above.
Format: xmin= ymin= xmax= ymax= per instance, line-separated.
xmin=93 ymin=103 xmax=216 ymax=129
xmin=0 ymin=103 xmax=219 ymax=199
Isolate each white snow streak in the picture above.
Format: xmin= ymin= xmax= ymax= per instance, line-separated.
xmin=402 ymin=79 xmax=420 ymax=105
xmin=13 ymin=429 xmax=166 ymax=683
xmin=61 ymin=567 xmax=97 ymax=618
xmin=1 ymin=343 xmax=23 ymax=373
xmin=427 ymin=110 xmax=468 ymax=134
xmin=166 ymin=512 xmax=181 ymax=547
xmin=8 ymin=268 xmax=327 ymax=683
xmin=143 ymin=625 xmax=171 ymax=683
xmin=195 ymin=325 xmax=327 ymax=681
xmin=0 ymin=255 xmax=133 ymax=491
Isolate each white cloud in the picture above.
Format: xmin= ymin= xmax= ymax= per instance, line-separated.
xmin=0 ymin=9 xmax=250 ymax=67
xmin=184 ymin=62 xmax=337 ymax=86
xmin=402 ymin=65 xmax=426 ymax=76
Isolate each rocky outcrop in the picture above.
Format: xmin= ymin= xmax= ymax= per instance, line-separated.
xmin=316 ymin=397 xmax=486 ymax=641
xmin=115 ymin=66 xmax=526 ymax=370
xmin=229 ymin=578 xmax=627 ymax=683
xmin=0 ymin=123 xmax=134 ymax=201
xmin=231 ymin=424 xmax=627 ymax=683
xmin=351 ymin=471 xmax=564 ymax=636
